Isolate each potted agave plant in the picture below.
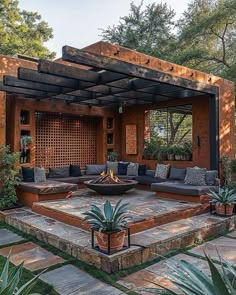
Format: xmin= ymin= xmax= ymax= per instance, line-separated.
xmin=208 ymin=187 xmax=236 ymax=216
xmin=83 ymin=200 xmax=130 ymax=252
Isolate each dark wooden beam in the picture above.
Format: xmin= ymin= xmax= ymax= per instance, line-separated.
xmin=18 ymin=68 xmax=92 ymax=89
xmin=3 ymin=75 xmax=69 ymax=94
xmin=38 ymin=59 xmax=126 ymax=84
xmin=0 ymin=81 xmax=49 ymax=98
xmin=62 ymin=45 xmax=218 ymax=95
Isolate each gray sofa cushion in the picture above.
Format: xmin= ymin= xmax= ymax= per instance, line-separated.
xmin=17 ymin=180 xmax=78 ymax=195
xmin=135 ymin=176 xmax=167 ymax=185
xmin=86 ymin=164 xmax=106 ymax=175
xmin=146 ymin=170 xmax=155 ymax=177
xmin=107 ymin=162 xmax=118 ymax=175
xmin=206 ymin=170 xmax=218 ymax=185
xmin=151 ymin=182 xmax=218 ymax=196
xmin=169 ymin=167 xmax=186 ymax=180
xmin=48 ymin=177 xmax=81 ymax=184
xmin=49 ymin=166 xmax=70 ymax=178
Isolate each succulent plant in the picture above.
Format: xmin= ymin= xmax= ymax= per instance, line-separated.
xmin=208 ymin=187 xmax=236 ymax=205
xmin=0 ymin=252 xmax=43 ymax=294
xmin=83 ymin=199 xmax=130 ymax=232
xmin=142 ymin=251 xmax=236 ymax=295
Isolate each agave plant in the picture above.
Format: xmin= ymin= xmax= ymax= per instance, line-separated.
xmin=208 ymin=187 xmax=236 ymax=205
xmin=0 ymin=252 xmax=42 ymax=294
xmin=143 ymin=252 xmax=236 ymax=295
xmin=83 ymin=199 xmax=130 ymax=232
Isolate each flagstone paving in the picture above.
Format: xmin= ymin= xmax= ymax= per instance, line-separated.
xmin=188 ymin=236 xmax=236 ymax=264
xmin=0 ymin=241 xmax=65 ymax=271
xmin=39 ymin=264 xmax=125 ymax=295
xmin=227 ymin=230 xmax=236 ymax=238
xmin=117 ymin=253 xmax=213 ymax=294
xmin=0 ymin=228 xmax=24 ymax=246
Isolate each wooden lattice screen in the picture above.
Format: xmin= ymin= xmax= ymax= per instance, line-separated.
xmin=35 ymin=112 xmax=97 ymax=170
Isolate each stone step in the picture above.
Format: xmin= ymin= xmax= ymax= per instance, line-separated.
xmin=32 ymin=193 xmax=209 ymax=234
xmin=1 ymin=208 xmax=235 ymax=273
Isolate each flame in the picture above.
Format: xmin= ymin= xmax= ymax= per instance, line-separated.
xmin=100 ymin=169 xmax=120 ymax=182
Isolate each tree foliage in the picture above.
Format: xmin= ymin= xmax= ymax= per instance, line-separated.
xmin=101 ymin=0 xmax=176 ymax=60
xmin=0 ymin=0 xmax=55 ymax=59
xmin=101 ymin=0 xmax=236 ymax=84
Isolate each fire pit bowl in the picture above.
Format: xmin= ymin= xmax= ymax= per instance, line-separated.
xmin=84 ymin=179 xmax=138 ymax=195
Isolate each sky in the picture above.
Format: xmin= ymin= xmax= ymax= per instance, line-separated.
xmin=18 ymin=0 xmax=190 ymax=58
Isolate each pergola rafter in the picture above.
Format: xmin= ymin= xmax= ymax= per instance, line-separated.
xmin=0 ymin=44 xmax=218 ymax=108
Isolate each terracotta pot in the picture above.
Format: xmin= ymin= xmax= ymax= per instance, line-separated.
xmin=215 ymin=204 xmax=234 ymax=216
xmin=95 ymin=229 xmax=126 ymax=252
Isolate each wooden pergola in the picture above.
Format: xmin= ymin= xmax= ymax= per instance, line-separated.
xmin=0 ymin=45 xmax=220 ymax=169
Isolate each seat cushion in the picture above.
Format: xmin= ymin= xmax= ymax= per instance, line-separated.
xmin=48 ymin=177 xmax=81 ymax=184
xmin=21 ymin=167 xmax=34 ymax=182
xmin=49 ymin=166 xmax=70 ymax=178
xmin=206 ymin=170 xmax=218 ymax=185
xmin=151 ymin=182 xmax=219 ymax=196
xmin=107 ymin=162 xmax=118 ymax=175
xmin=135 ymin=176 xmax=167 ymax=185
xmin=70 ymin=165 xmax=82 ymax=177
xmin=169 ymin=167 xmax=186 ymax=181
xmin=86 ymin=164 xmax=106 ymax=175
xmin=17 ymin=180 xmax=78 ymax=195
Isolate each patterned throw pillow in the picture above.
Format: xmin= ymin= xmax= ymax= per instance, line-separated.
xmin=34 ymin=167 xmax=46 ymax=183
xmin=184 ymin=167 xmax=207 ymax=186
xmin=155 ymin=164 xmax=170 ymax=179
xmin=126 ymin=163 xmax=139 ymax=176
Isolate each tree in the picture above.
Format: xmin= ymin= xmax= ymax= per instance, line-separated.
xmin=101 ymin=0 xmax=176 ymax=60
xmin=173 ymin=0 xmax=236 ymax=83
xmin=0 ymin=0 xmax=55 ymax=59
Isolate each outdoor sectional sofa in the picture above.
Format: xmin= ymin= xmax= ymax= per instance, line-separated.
xmin=17 ymin=163 xmax=219 ymax=207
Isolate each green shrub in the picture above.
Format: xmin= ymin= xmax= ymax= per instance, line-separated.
xmin=0 ymin=145 xmax=20 ymax=209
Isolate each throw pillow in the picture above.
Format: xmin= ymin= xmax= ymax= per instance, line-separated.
xmin=86 ymin=164 xmax=106 ymax=175
xmin=155 ymin=164 xmax=170 ymax=179
xmin=118 ymin=162 xmax=129 ymax=175
xmin=138 ymin=164 xmax=147 ymax=176
xmin=48 ymin=166 xmax=70 ymax=178
xmin=21 ymin=167 xmax=34 ymax=182
xmin=127 ymin=162 xmax=139 ymax=176
xmin=205 ymin=170 xmax=218 ymax=185
xmin=70 ymin=164 xmax=82 ymax=177
xmin=169 ymin=167 xmax=186 ymax=180
xmin=107 ymin=162 xmax=118 ymax=175
xmin=184 ymin=167 xmax=207 ymax=186
xmin=34 ymin=167 xmax=46 ymax=183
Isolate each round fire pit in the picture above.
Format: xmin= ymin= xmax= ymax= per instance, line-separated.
xmin=84 ymin=179 xmax=138 ymax=195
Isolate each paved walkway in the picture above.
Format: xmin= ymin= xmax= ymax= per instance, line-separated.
xmin=117 ymin=231 xmax=236 ymax=294
xmin=0 ymin=228 xmax=124 ymax=294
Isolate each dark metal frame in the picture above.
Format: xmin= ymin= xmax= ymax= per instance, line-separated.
xmin=91 ymin=226 xmax=131 ymax=255
xmin=209 ymin=92 xmax=220 ymax=171
xmin=210 ymin=201 xmax=236 ymax=217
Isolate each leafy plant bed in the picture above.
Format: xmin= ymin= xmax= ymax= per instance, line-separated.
xmin=0 ymin=202 xmax=23 ymax=211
